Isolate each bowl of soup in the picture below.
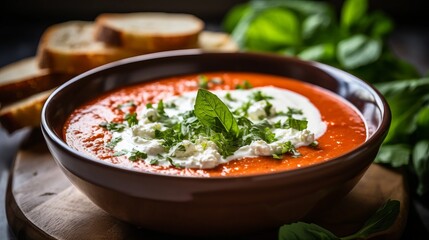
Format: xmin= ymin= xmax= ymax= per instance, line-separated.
xmin=41 ymin=49 xmax=390 ymax=236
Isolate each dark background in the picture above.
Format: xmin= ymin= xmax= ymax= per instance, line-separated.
xmin=1 ymin=0 xmax=429 ymax=68
xmin=1 ymin=0 xmax=429 ymax=239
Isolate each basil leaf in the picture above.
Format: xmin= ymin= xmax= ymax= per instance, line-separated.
xmin=374 ymin=144 xmax=411 ymax=167
xmin=246 ymin=7 xmax=300 ymax=51
xmin=349 ymin=200 xmax=400 ymax=238
xmin=223 ymin=3 xmax=250 ymax=33
xmin=302 ymin=14 xmax=332 ymax=41
xmin=278 ymin=200 xmax=400 ymax=240
xmin=298 ymin=43 xmax=335 ymax=62
xmin=376 ymin=78 xmax=429 ymax=143
xmin=416 ymin=106 xmax=429 ymax=137
xmin=412 ymin=141 xmax=429 ymax=195
xmin=194 ymin=89 xmax=239 ymax=135
xmin=278 ymin=222 xmax=339 ymax=240
xmin=341 ymin=0 xmax=367 ymax=30
xmin=337 ymin=35 xmax=381 ymax=69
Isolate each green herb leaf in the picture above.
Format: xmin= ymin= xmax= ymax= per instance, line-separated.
xmin=105 ymin=136 xmax=122 ymax=149
xmin=113 ymin=150 xmax=128 ymax=157
xmin=412 ymin=141 xmax=429 ymax=195
xmin=337 ymin=35 xmax=382 ymax=69
xmin=278 ymin=200 xmax=400 ymax=240
xmin=198 ymin=75 xmax=210 ymax=89
xmin=129 ymin=149 xmax=147 ymax=162
xmin=245 ymin=7 xmax=300 ymax=51
xmin=194 ymin=89 xmax=239 ymax=135
xmin=235 ymin=80 xmax=253 ymax=89
xmin=278 ymin=222 xmax=339 ymax=240
xmin=341 ymin=0 xmax=368 ymax=30
xmin=124 ymin=112 xmax=139 ymax=127
xmin=284 ymin=118 xmax=308 ymax=131
xmin=99 ymin=122 xmax=126 ymax=132
xmin=251 ymin=90 xmax=273 ymax=101
xmin=116 ymin=100 xmax=136 ymax=110
xmin=166 ymin=157 xmax=181 ymax=168
xmin=348 ymin=200 xmax=400 ymax=239
xmin=374 ymin=144 xmax=410 ymax=167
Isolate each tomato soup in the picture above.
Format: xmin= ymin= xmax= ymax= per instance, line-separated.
xmin=63 ymin=72 xmax=366 ymax=177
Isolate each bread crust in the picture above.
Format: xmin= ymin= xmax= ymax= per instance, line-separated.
xmin=37 ymin=21 xmax=138 ymax=74
xmin=0 ymin=89 xmax=53 ymax=133
xmin=95 ymin=13 xmax=204 ymax=53
xmin=0 ymin=57 xmax=72 ymax=104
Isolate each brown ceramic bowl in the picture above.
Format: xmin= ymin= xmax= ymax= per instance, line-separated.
xmin=41 ymin=49 xmax=390 ymax=236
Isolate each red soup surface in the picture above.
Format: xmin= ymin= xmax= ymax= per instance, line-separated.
xmin=63 ymin=72 xmax=367 ymax=177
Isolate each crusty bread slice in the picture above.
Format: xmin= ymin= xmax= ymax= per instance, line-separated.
xmin=37 ymin=21 xmax=138 ymax=74
xmin=198 ymin=31 xmax=239 ymax=52
xmin=0 ymin=57 xmax=72 ymax=104
xmin=95 ymin=12 xmax=204 ymax=53
xmin=0 ymin=89 xmax=53 ymax=133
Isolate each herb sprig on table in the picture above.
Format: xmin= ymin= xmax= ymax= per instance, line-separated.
xmin=278 ymin=200 xmax=400 ymax=240
xmin=224 ymin=0 xmax=429 ymax=198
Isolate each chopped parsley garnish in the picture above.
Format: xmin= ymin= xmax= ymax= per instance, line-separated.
xmin=278 ymin=107 xmax=304 ymax=117
xmin=105 ymin=87 xmax=317 ymax=164
xmin=284 ymin=118 xmax=308 ymax=131
xmin=198 ymin=75 xmax=210 ymax=89
xmin=225 ymin=92 xmax=236 ymax=102
xmin=116 ymin=100 xmax=136 ymax=110
xmin=235 ymin=80 xmax=253 ymax=89
xmin=129 ymin=149 xmax=148 ymax=162
xmin=113 ymin=149 xmax=128 ymax=157
xmin=251 ymin=90 xmax=273 ymax=101
xmin=99 ymin=122 xmax=126 ymax=132
xmin=166 ymin=157 xmax=181 ymax=168
xmin=124 ymin=112 xmax=139 ymax=127
xmin=106 ymin=136 xmax=122 ymax=149
xmin=198 ymin=75 xmax=224 ymax=89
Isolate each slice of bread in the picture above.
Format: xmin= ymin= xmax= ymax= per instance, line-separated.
xmin=198 ymin=31 xmax=238 ymax=52
xmin=95 ymin=12 xmax=204 ymax=53
xmin=37 ymin=21 xmax=138 ymax=75
xmin=0 ymin=89 xmax=53 ymax=133
xmin=0 ymin=57 xmax=71 ymax=104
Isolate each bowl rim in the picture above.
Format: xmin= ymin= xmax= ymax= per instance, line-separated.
xmin=41 ymin=49 xmax=391 ymax=180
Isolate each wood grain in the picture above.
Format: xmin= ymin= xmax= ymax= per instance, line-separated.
xmin=6 ymin=135 xmax=408 ymax=240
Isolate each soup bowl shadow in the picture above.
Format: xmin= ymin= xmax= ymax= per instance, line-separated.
xmin=41 ymin=49 xmax=390 ymax=236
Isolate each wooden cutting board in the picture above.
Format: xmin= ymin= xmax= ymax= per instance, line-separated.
xmin=6 ymin=130 xmax=409 ymax=240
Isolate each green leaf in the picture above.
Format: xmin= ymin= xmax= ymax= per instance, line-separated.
xmin=416 ymin=106 xmax=429 ymax=137
xmin=412 ymin=140 xmax=429 ymax=195
xmin=302 ymin=14 xmax=332 ymax=40
xmin=194 ymin=89 xmax=239 ymax=135
xmin=99 ymin=122 xmax=126 ymax=132
xmin=105 ymin=136 xmax=123 ymax=149
xmin=129 ymin=149 xmax=147 ymax=162
xmin=198 ymin=75 xmax=209 ymax=89
xmin=348 ymin=200 xmax=400 ymax=239
xmin=223 ymin=3 xmax=250 ymax=33
xmin=375 ymin=144 xmax=411 ymax=167
xmin=278 ymin=222 xmax=339 ymax=240
xmin=376 ymin=78 xmax=429 ymax=143
xmin=124 ymin=112 xmax=139 ymax=127
xmin=341 ymin=0 xmax=368 ymax=30
xmin=337 ymin=35 xmax=382 ymax=69
xmin=298 ymin=43 xmax=335 ymax=62
xmin=245 ymin=7 xmax=300 ymax=51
